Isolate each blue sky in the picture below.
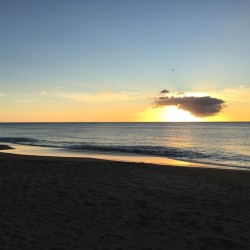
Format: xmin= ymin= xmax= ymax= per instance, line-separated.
xmin=0 ymin=0 xmax=250 ymax=121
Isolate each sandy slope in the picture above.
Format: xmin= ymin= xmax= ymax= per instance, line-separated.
xmin=0 ymin=150 xmax=250 ymax=250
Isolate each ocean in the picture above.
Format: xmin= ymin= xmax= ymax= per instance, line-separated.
xmin=0 ymin=122 xmax=249 ymax=169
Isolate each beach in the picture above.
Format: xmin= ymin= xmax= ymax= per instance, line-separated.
xmin=0 ymin=146 xmax=250 ymax=250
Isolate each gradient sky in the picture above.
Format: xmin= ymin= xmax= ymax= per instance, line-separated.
xmin=0 ymin=0 xmax=250 ymax=121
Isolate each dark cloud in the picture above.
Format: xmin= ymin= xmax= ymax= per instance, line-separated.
xmin=153 ymin=95 xmax=226 ymax=117
xmin=160 ymin=89 xmax=170 ymax=94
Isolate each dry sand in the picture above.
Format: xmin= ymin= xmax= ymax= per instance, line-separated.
xmin=0 ymin=145 xmax=250 ymax=250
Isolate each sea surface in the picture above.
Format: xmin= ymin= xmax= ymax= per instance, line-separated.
xmin=0 ymin=122 xmax=249 ymax=169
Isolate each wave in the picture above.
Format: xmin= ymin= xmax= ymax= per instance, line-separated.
xmin=67 ymin=144 xmax=250 ymax=169
xmin=68 ymin=144 xmax=207 ymax=158
xmin=0 ymin=136 xmax=206 ymax=157
xmin=0 ymin=136 xmax=249 ymax=169
xmin=0 ymin=137 xmax=39 ymax=144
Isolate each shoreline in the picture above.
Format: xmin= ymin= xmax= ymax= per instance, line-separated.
xmin=1 ymin=143 xmax=247 ymax=171
xmin=1 ymin=149 xmax=250 ymax=185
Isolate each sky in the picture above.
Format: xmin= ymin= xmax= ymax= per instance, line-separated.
xmin=0 ymin=0 xmax=250 ymax=121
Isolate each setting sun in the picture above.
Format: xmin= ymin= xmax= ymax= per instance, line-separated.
xmin=139 ymin=106 xmax=204 ymax=122
xmin=164 ymin=106 xmax=203 ymax=122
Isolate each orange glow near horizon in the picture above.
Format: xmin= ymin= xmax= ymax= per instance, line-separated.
xmin=1 ymin=92 xmax=249 ymax=122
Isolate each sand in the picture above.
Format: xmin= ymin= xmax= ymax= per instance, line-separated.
xmin=0 ymin=146 xmax=250 ymax=250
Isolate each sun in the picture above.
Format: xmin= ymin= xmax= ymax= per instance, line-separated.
xmin=164 ymin=106 xmax=203 ymax=122
xmin=138 ymin=106 xmax=204 ymax=122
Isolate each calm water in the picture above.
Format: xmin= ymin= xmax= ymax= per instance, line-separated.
xmin=0 ymin=122 xmax=249 ymax=169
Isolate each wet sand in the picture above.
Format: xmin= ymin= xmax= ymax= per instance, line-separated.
xmin=0 ymin=146 xmax=250 ymax=249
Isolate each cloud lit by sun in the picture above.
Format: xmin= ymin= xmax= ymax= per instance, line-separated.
xmin=152 ymin=89 xmax=226 ymax=121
